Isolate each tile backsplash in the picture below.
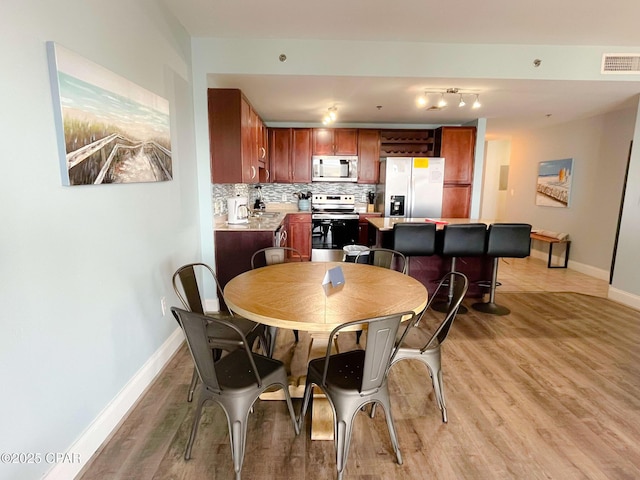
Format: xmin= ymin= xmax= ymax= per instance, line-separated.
xmin=212 ymin=183 xmax=377 ymax=215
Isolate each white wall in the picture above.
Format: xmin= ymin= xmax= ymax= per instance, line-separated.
xmin=0 ymin=2 xmax=198 ymax=479
xmin=481 ymin=139 xmax=512 ymax=220
xmin=505 ymin=107 xmax=637 ymax=276
xmin=610 ymin=97 xmax=640 ymax=301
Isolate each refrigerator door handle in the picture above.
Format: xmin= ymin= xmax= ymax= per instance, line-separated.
xmin=409 ymin=175 xmax=415 ymax=218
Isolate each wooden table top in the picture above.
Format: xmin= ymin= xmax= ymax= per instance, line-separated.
xmin=223 ymin=262 xmax=428 ymax=332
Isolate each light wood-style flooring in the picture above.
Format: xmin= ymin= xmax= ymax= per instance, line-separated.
xmin=77 ymin=258 xmax=640 ymax=480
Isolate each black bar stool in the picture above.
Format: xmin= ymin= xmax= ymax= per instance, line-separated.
xmin=472 ymin=223 xmax=532 ymax=315
xmin=432 ymin=223 xmax=487 ymax=314
xmin=392 ymin=222 xmax=437 ymax=276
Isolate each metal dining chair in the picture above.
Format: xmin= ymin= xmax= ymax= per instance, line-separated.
xmin=251 ymin=246 xmax=303 ymax=354
xmin=172 ymin=262 xmax=267 ymax=401
xmin=390 ymin=271 xmax=469 ymax=423
xmin=354 ymin=247 xmax=407 ymax=274
xmin=298 ymin=310 xmax=416 ymax=480
xmin=352 ymin=247 xmax=408 ymax=343
xmin=250 ymin=246 xmax=303 ymax=269
xmin=172 ymin=307 xmax=299 ymax=480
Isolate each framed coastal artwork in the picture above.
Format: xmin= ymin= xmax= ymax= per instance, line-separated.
xmin=536 ymin=158 xmax=573 ymax=207
xmin=46 ymin=42 xmax=172 ymax=186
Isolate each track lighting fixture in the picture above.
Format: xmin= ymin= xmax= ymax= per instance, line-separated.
xmin=322 ymin=106 xmax=338 ymax=125
xmin=417 ymin=88 xmax=483 ymax=110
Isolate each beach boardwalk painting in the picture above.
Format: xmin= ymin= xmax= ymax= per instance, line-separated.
xmin=47 ymin=42 xmax=172 ymax=185
xmin=536 ymin=158 xmax=573 ymax=207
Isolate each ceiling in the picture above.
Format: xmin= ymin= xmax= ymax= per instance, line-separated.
xmin=162 ymin=0 xmax=640 ymax=138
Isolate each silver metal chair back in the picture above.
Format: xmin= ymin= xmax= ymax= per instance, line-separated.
xmin=172 ymin=307 xmax=299 ymax=479
xmin=354 ymin=247 xmax=407 ymax=274
xmin=250 ymin=246 xmax=303 ymax=269
xmin=298 ymin=310 xmax=416 ymax=480
xmin=171 ymin=263 xmax=266 ymax=401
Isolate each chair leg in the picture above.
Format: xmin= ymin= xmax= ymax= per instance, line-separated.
xmin=185 ymin=393 xmax=206 ymax=460
xmin=277 ymin=373 xmax=300 ymax=436
xmin=380 ymin=400 xmax=403 ymax=465
xmin=266 ymin=326 xmax=278 ymax=358
xmin=355 ymin=330 xmax=363 ymax=344
xmin=432 ymin=368 xmax=448 ymax=423
xmin=293 ymin=329 xmax=299 ymax=343
xmin=420 ymin=349 xmax=448 ymax=423
xmin=432 ymin=258 xmax=468 ymax=314
xmin=187 ymin=367 xmax=198 ymax=402
xmin=297 ymin=380 xmax=314 ymax=432
xmin=229 ymin=418 xmax=247 ymax=480
xmin=472 ymin=257 xmax=511 ymax=315
xmin=335 ymin=413 xmax=355 ymax=480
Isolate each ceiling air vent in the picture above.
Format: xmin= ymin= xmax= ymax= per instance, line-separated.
xmin=602 ymin=54 xmax=640 ymax=74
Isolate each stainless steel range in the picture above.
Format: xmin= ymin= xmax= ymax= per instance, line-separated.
xmin=311 ymin=194 xmax=360 ymax=262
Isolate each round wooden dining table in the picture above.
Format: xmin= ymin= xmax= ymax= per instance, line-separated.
xmin=224 ymin=261 xmax=428 ymax=331
xmin=223 ymin=261 xmax=428 ymax=440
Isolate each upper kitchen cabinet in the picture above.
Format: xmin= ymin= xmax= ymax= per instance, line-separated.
xmin=433 ymin=126 xmax=476 ymax=185
xmin=208 ymin=88 xmax=265 ymax=184
xmin=312 ymin=128 xmax=358 ymax=156
xmin=357 ymin=129 xmax=380 ymax=184
xmin=268 ymin=128 xmax=312 ymax=183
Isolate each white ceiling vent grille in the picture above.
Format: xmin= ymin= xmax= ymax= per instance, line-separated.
xmin=602 ymin=54 xmax=640 ymax=74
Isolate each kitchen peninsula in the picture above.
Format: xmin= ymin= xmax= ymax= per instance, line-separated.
xmin=367 ymin=217 xmax=496 ymax=297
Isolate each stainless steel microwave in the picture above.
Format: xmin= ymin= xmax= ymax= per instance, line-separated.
xmin=312 ymin=156 xmax=358 ymax=182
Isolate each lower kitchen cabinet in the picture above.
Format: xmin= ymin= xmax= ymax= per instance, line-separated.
xmin=358 ymin=213 xmax=382 ymax=247
xmin=286 ymin=213 xmax=312 ymax=261
xmin=214 ymin=230 xmax=274 ymax=290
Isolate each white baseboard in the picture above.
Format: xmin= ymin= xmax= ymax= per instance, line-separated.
xmin=529 ymin=248 xmax=609 ymax=281
xmin=42 ymin=327 xmax=185 ymax=480
xmin=608 ymin=286 xmax=640 ymax=311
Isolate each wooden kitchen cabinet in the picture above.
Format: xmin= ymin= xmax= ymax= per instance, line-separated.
xmin=441 ymin=185 xmax=472 ymax=218
xmin=358 ymin=213 xmax=382 ymax=246
xmin=286 ymin=213 xmax=312 ymax=261
xmin=208 ymin=88 xmax=264 ymax=184
xmin=357 ymin=129 xmax=380 ymax=184
xmin=312 ymin=128 xmax=358 ymax=155
xmin=434 ymin=126 xmax=476 ymax=185
xmin=268 ymin=128 xmax=312 ymax=183
xmin=434 ymin=126 xmax=476 ymax=218
xmin=214 ymin=230 xmax=274 ymax=290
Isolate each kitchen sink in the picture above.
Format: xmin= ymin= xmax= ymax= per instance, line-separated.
xmin=250 ymin=211 xmax=280 ymax=218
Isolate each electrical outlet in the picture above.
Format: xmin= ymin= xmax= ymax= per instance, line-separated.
xmin=282 ymin=193 xmax=287 ymax=202
xmin=160 ymin=297 xmax=167 ymax=316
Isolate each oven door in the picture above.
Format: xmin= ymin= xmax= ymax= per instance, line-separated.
xmin=311 ymin=218 xmax=359 ymax=261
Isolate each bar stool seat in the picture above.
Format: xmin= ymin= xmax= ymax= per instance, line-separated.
xmin=393 ymin=223 xmax=437 ymax=276
xmin=472 ymin=223 xmax=532 ymax=315
xmin=432 ymin=223 xmax=487 ymax=314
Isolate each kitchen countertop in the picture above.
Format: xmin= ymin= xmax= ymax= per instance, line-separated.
xmin=214 ymin=210 xmax=382 ymax=232
xmin=367 ymin=217 xmax=496 ymax=231
xmin=214 ymin=212 xmax=287 ymax=232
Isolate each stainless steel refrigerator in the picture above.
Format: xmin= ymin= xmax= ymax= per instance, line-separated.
xmin=376 ymin=157 xmax=445 ymax=218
